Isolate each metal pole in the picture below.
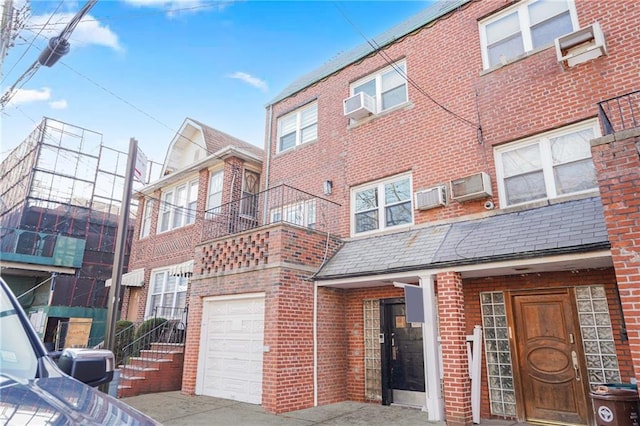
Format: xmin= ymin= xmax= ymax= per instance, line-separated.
xmin=104 ymin=138 xmax=137 ymax=355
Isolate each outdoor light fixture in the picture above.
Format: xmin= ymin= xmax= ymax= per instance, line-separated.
xmin=323 ymin=180 xmax=333 ymax=196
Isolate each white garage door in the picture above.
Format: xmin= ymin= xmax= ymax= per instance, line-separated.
xmin=196 ymin=294 xmax=265 ymax=404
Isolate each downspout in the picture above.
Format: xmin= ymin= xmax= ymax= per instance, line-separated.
xmin=261 ymin=104 xmax=274 ymax=225
xmin=313 ymin=280 xmax=318 ymax=406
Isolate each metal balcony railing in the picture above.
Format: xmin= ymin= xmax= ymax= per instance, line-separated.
xmin=597 ymin=90 xmax=640 ymax=135
xmin=0 ymin=227 xmax=85 ymax=268
xmin=202 ymin=184 xmax=341 ymax=242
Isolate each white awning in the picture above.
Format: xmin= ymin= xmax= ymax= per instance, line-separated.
xmin=169 ymin=260 xmax=194 ymax=277
xmin=105 ymin=268 xmax=145 ymax=287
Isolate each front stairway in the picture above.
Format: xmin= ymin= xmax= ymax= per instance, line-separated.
xmin=117 ymin=342 xmax=185 ymax=398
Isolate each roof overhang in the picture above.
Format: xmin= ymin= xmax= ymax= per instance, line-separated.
xmin=315 ymin=249 xmax=613 ymax=289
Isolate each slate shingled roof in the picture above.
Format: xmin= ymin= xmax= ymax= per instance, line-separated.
xmin=315 ymin=197 xmax=609 ymax=280
xmin=269 ymin=0 xmax=472 ymax=106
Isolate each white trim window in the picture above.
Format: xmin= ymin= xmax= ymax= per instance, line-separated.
xmin=351 ymin=60 xmax=408 ymax=114
xmin=139 ymin=199 xmax=154 ymax=238
xmin=352 ymin=174 xmax=413 ymax=235
xmin=495 ymin=120 xmax=600 ymax=206
xmin=479 ymin=0 xmax=578 ymax=69
xmin=206 ymin=170 xmax=223 ymax=217
xmin=277 ymin=102 xmax=318 ymax=153
xmin=158 ymin=179 xmax=198 ymax=233
xmin=147 ymin=269 xmax=188 ymax=319
xmin=270 ymin=199 xmax=316 ymax=229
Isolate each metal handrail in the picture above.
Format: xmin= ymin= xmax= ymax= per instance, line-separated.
xmin=202 ymin=183 xmax=341 ymax=242
xmin=597 ymin=89 xmax=640 ymax=135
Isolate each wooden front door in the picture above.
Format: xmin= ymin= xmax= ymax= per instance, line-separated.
xmin=507 ymin=288 xmax=591 ymax=425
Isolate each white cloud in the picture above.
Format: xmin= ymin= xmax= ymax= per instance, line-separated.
xmin=8 ymin=87 xmax=51 ymax=106
xmin=30 ymin=12 xmax=122 ymax=52
xmin=49 ymin=99 xmax=68 ymax=110
xmin=123 ymin=0 xmax=237 ymax=17
xmin=228 ymin=72 xmax=268 ymax=92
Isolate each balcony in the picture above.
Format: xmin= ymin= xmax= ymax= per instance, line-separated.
xmin=598 ymin=90 xmax=640 ymax=135
xmin=0 ymin=227 xmax=85 ymax=268
xmin=202 ymin=184 xmax=341 ymax=242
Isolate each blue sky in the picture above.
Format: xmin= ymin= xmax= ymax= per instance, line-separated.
xmin=1 ymin=0 xmax=430 ymax=166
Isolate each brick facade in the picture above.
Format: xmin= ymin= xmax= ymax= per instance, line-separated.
xmin=591 ymin=130 xmax=640 ymax=386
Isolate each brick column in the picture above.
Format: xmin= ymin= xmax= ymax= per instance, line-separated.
xmin=437 ymin=271 xmax=472 ymax=425
xmin=591 ymin=129 xmax=640 ymax=387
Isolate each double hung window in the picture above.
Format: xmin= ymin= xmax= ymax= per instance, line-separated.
xmin=158 ymin=179 xmax=198 ymax=232
xmin=495 ymin=121 xmax=599 ymax=206
xmin=352 ymin=174 xmax=413 ymax=235
xmin=351 ymin=60 xmax=408 ymax=114
xmin=139 ymin=199 xmax=154 ymax=238
xmin=206 ymin=170 xmax=223 ymax=218
xmin=277 ymin=102 xmax=318 ymax=152
xmin=479 ymin=0 xmax=578 ymax=69
xmin=147 ymin=270 xmax=188 ymax=319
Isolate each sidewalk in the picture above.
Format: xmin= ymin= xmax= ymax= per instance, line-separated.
xmin=122 ymin=391 xmax=526 ymax=425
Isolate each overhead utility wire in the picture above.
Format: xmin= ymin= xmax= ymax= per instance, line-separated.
xmin=333 ymin=2 xmax=479 ymax=130
xmin=0 ymin=0 xmax=66 ymax=86
xmin=0 ymin=0 xmax=98 ymax=109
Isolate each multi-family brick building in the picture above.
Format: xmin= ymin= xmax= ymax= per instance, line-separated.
xmin=128 ymin=1 xmax=640 ymax=425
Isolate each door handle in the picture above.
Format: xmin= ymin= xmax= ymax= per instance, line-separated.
xmin=571 ymin=351 xmax=581 ymax=381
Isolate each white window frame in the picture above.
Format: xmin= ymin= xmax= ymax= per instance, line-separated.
xmin=158 ymin=178 xmax=198 ymax=233
xmin=276 ymin=102 xmax=318 ymax=153
xmin=479 ymin=0 xmax=579 ymax=69
xmin=139 ymin=198 xmax=154 ymax=238
xmin=494 ymin=119 xmax=600 ymax=207
xmin=206 ymin=170 xmax=223 ymax=218
xmin=351 ymin=173 xmax=413 ymax=236
xmin=146 ymin=269 xmax=188 ymax=319
xmin=350 ymin=60 xmax=408 ymax=114
xmin=270 ymin=199 xmax=316 ymax=229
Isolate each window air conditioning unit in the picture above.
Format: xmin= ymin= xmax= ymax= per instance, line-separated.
xmin=450 ymin=172 xmax=492 ymax=202
xmin=343 ymin=92 xmax=376 ymax=120
xmin=555 ymin=22 xmax=607 ymax=68
xmin=415 ymin=185 xmax=447 ymax=210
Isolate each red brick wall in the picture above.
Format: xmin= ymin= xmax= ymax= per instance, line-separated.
xmin=265 ymin=1 xmax=640 ymax=238
xmin=316 ymin=286 xmax=347 ymax=404
xmin=185 ymin=224 xmax=342 ymax=413
xmin=437 ymin=272 xmax=472 ymax=425
xmin=591 ymin=133 xmax=640 ymax=386
xmin=463 ymin=268 xmax=633 ymax=420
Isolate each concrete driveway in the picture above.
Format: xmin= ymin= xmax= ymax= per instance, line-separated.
xmin=122 ymin=391 xmax=526 ymax=425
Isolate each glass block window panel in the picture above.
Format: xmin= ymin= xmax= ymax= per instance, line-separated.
xmin=575 ymin=285 xmax=621 ymax=389
xmin=481 ymin=292 xmax=516 ymax=417
xmin=364 ymin=299 xmax=382 ymax=401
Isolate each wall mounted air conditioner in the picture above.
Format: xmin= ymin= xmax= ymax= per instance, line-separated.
xmin=415 ymin=185 xmax=447 ymax=210
xmin=343 ymin=92 xmax=376 ymax=120
xmin=450 ymin=172 xmax=492 ymax=202
xmin=555 ymin=22 xmax=607 ymax=68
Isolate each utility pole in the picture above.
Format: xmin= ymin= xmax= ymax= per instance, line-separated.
xmin=103 ymin=138 xmax=137 ymax=357
xmin=0 ymin=0 xmax=15 ymax=78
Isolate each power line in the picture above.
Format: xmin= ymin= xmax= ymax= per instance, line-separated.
xmin=0 ymin=1 xmax=65 ymax=86
xmin=332 ymin=1 xmax=479 ymax=130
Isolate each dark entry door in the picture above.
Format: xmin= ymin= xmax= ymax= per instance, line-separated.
xmin=381 ymin=298 xmax=425 ymax=406
xmin=507 ymin=288 xmax=590 ymax=425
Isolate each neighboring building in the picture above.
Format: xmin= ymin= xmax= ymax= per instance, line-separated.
xmin=0 ymin=117 xmax=136 ymax=350
xmin=124 ymin=118 xmax=263 ymax=324
xmin=170 ymin=0 xmax=640 ymax=425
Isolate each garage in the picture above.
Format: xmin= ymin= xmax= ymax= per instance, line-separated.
xmin=196 ymin=293 xmax=265 ymax=404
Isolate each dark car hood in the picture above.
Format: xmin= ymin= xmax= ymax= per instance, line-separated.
xmin=0 ymin=374 xmax=160 ymax=425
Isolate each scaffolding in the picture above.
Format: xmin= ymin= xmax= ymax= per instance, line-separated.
xmin=0 ymin=117 xmax=137 ymax=308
